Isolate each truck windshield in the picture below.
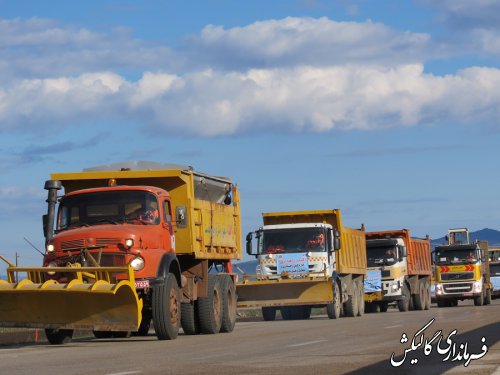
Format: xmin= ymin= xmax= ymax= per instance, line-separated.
xmin=435 ymin=249 xmax=478 ymax=265
xmin=58 ymin=190 xmax=160 ymax=230
xmin=367 ymin=246 xmax=398 ymax=267
xmin=259 ymin=227 xmax=327 ymax=254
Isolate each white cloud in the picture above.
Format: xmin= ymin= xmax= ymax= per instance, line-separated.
xmin=1 ymin=64 xmax=500 ymax=136
xmin=190 ymin=17 xmax=434 ymax=69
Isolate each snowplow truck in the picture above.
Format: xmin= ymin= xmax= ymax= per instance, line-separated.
xmin=364 ymin=229 xmax=432 ymax=313
xmin=237 ymin=210 xmax=367 ymax=320
xmin=0 ymin=162 xmax=241 ymax=344
xmin=434 ymin=228 xmax=492 ymax=307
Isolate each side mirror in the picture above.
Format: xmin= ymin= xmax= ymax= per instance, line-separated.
xmin=333 ymin=229 xmax=340 ymax=251
xmin=246 ymin=232 xmax=253 ymax=256
xmin=175 ymin=206 xmax=188 ymax=228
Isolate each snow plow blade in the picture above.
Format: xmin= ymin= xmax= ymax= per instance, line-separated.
xmin=0 ymin=265 xmax=142 ymax=331
xmin=236 ymin=275 xmax=334 ymax=308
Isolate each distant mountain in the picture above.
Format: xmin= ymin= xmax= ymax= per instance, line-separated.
xmin=431 ymin=228 xmax=500 ymax=249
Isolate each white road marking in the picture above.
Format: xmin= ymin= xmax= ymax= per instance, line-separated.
xmin=287 ymin=339 xmax=327 ymax=348
xmin=106 ymin=371 xmax=142 ymax=375
xmin=384 ymin=324 xmax=403 ymax=329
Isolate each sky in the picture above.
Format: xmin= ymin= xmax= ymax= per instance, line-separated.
xmin=1 ymin=0 xmax=500 ymax=267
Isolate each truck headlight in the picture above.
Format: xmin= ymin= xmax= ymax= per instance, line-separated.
xmin=392 ymin=283 xmax=399 ymax=291
xmin=46 ymin=243 xmax=55 ymax=253
xmin=436 ymin=283 xmax=443 ymax=295
xmin=124 ymin=238 xmax=134 ymax=249
xmin=130 ymin=257 xmax=144 ymax=271
xmin=473 ymin=280 xmax=482 ymax=293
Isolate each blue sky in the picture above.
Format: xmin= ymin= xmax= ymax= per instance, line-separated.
xmin=1 ymin=0 xmax=500 ymax=266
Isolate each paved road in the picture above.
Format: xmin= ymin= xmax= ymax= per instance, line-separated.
xmin=1 ymin=300 xmax=499 ymax=375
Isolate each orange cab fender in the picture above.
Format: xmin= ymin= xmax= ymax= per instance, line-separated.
xmin=153 ymin=252 xmax=181 ymax=287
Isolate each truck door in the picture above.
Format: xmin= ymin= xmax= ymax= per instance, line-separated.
xmin=162 ymin=199 xmax=174 ymax=252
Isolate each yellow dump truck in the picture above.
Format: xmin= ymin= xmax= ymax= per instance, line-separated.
xmin=237 ymin=210 xmax=367 ymax=320
xmin=434 ymin=228 xmax=492 ymax=307
xmin=0 ymin=162 xmax=241 ymax=343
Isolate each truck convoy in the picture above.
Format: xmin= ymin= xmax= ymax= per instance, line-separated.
xmin=489 ymin=248 xmax=500 ymax=300
xmin=364 ymin=229 xmax=432 ymax=313
xmin=434 ymin=228 xmax=492 ymax=307
xmin=0 ymin=162 xmax=241 ymax=344
xmin=237 ymin=210 xmax=367 ymax=320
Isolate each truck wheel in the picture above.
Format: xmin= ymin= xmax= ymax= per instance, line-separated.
xmin=344 ymin=283 xmax=359 ymax=317
xmin=181 ymin=302 xmax=200 ymax=335
xmin=280 ymin=307 xmax=293 ymax=320
xmin=93 ymin=331 xmax=113 ymax=339
xmin=437 ymin=299 xmax=447 ymax=308
xmin=326 ymin=281 xmax=341 ymax=319
xmin=485 ymin=289 xmax=491 ymax=305
xmin=474 ymin=290 xmax=484 ymax=306
xmin=398 ymin=285 xmax=410 ymax=312
xmin=357 ymin=281 xmax=365 ymax=317
xmin=262 ymin=307 xmax=277 ymax=321
xmin=424 ymin=282 xmax=431 ymax=310
xmin=220 ymin=275 xmax=237 ymax=333
xmin=379 ymin=302 xmax=388 ymax=313
xmin=45 ymin=328 xmax=73 ymax=345
xmin=198 ymin=274 xmax=223 ymax=334
xmin=300 ymin=306 xmax=312 ymax=319
xmin=413 ymin=282 xmax=425 ymax=310
xmin=152 ymin=273 xmax=180 ymax=340
xmin=136 ymin=316 xmax=151 ymax=336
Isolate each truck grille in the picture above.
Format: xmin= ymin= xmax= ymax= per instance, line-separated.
xmin=99 ymin=254 xmax=127 ymax=267
xmin=61 ymin=239 xmax=85 ymax=250
xmin=441 ymin=272 xmax=474 ymax=281
xmin=443 ymin=282 xmax=473 ymax=293
xmin=61 ymin=237 xmax=121 ymax=251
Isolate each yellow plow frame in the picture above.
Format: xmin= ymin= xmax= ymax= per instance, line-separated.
xmin=364 ymin=291 xmax=383 ymax=303
xmin=0 ymin=257 xmax=142 ymax=331
xmin=236 ymin=272 xmax=334 ymax=308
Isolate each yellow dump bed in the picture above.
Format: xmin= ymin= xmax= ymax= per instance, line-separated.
xmin=52 ymin=162 xmax=242 ymax=261
xmin=262 ymin=209 xmax=366 ymax=276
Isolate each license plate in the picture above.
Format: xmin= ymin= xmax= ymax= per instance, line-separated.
xmin=135 ymin=280 xmax=150 ymax=289
xmin=463 ymin=292 xmax=473 ymax=296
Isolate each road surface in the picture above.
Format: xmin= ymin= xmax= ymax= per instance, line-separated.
xmin=1 ymin=300 xmax=499 ymax=375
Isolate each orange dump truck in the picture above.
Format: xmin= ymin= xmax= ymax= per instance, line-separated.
xmin=0 ymin=162 xmax=241 ymax=344
xmin=364 ymin=229 xmax=432 ymax=312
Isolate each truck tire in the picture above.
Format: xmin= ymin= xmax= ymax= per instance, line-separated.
xmin=262 ymin=307 xmax=277 ymax=321
xmin=181 ymin=301 xmax=200 ymax=335
xmin=398 ymin=285 xmax=410 ymax=312
xmin=93 ymin=331 xmax=113 ymax=339
xmin=326 ymin=281 xmax=341 ymax=319
xmin=220 ymin=275 xmax=237 ymax=333
xmin=413 ymin=281 xmax=425 ymax=310
xmin=344 ymin=283 xmax=359 ymax=317
xmin=198 ymin=274 xmax=223 ymax=334
xmin=424 ymin=282 xmax=431 ymax=310
xmin=357 ymin=281 xmax=365 ymax=317
xmin=136 ymin=317 xmax=151 ymax=336
xmin=302 ymin=306 xmax=312 ymax=319
xmin=152 ymin=273 xmax=181 ymax=340
xmin=280 ymin=307 xmax=293 ymax=320
xmin=379 ymin=302 xmax=388 ymax=313
xmin=474 ymin=289 xmax=485 ymax=306
xmin=45 ymin=328 xmax=73 ymax=345
xmin=485 ymin=288 xmax=491 ymax=305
